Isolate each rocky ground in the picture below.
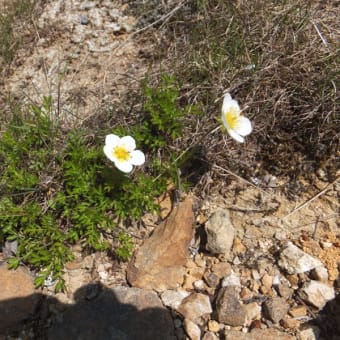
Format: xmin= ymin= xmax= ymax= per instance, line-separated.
xmin=1 ymin=178 xmax=339 ymax=339
xmin=0 ymin=0 xmax=339 ymax=339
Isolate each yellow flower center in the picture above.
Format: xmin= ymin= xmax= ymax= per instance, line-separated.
xmin=225 ymin=108 xmax=240 ymax=130
xmin=113 ymin=146 xmax=130 ymax=162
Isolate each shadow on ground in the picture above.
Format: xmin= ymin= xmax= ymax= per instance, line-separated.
xmin=0 ymin=283 xmax=176 ymax=340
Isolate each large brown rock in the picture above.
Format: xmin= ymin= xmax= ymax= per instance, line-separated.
xmin=0 ymin=265 xmax=41 ymax=334
xmin=127 ymin=195 xmax=194 ymax=290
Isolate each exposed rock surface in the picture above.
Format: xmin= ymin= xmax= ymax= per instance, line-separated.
xmin=278 ymin=242 xmax=323 ymax=274
xmin=48 ymin=286 xmax=175 ymax=340
xmin=177 ymin=292 xmax=212 ymax=322
xmin=0 ymin=265 xmax=41 ymax=334
xmin=224 ymin=328 xmax=295 ymax=340
xmin=300 ymin=280 xmax=335 ymax=309
xmin=205 ymin=209 xmax=235 ymax=256
xmin=216 ymin=286 xmax=246 ymax=326
xmin=183 ymin=318 xmax=201 ymax=340
xmin=263 ymin=297 xmax=290 ymax=324
xmin=127 ymin=196 xmax=194 ymax=290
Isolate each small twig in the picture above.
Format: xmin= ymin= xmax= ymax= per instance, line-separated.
xmin=311 ymin=20 xmax=328 ymax=47
xmin=132 ymin=0 xmax=186 ymax=36
xmin=213 ymin=164 xmax=270 ymax=195
xmin=283 ymin=177 xmax=339 ymax=220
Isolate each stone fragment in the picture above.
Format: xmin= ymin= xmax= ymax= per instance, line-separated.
xmin=127 ymin=196 xmax=194 ymax=290
xmin=193 ymin=280 xmax=206 ymax=290
xmin=205 ymin=209 xmax=235 ymax=256
xmin=208 ymin=320 xmax=220 ymax=332
xmin=216 ymin=286 xmax=246 ymax=326
xmin=261 ymin=274 xmax=273 ymax=292
xmin=278 ymin=242 xmax=323 ymax=274
xmin=0 ymin=265 xmax=41 ymax=334
xmin=202 ymin=331 xmax=219 ymax=340
xmin=160 ymin=290 xmax=190 ymax=310
xmin=177 ymin=293 xmax=212 ymax=322
xmin=194 ymin=254 xmax=206 ymax=268
xmin=311 ymin=266 xmax=329 ymax=282
xmin=276 ymin=284 xmax=294 ymax=299
xmin=263 ymin=297 xmax=289 ymax=323
xmin=288 ymin=305 xmax=307 ymax=317
xmin=232 ymin=237 xmax=247 ymax=254
xmin=299 ymin=326 xmax=320 ymax=340
xmin=221 ymin=271 xmax=241 ymax=287
xmin=211 ymin=261 xmax=232 ymax=277
xmin=204 ymin=272 xmax=220 ymax=288
xmin=300 ymin=280 xmax=335 ymax=309
xmin=48 ymin=286 xmax=175 ymax=339
xmin=224 ymin=328 xmax=295 ymax=340
xmin=244 ymin=302 xmax=261 ymax=324
xmin=184 ymin=318 xmax=201 ymax=340
xmin=281 ymin=317 xmax=300 ymax=329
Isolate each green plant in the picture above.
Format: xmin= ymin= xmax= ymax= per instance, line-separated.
xmin=0 ymin=0 xmax=37 ymax=65
xmin=0 ymin=72 xmax=197 ymax=290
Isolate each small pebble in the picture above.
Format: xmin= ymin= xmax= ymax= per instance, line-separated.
xmin=80 ymin=15 xmax=89 ymax=25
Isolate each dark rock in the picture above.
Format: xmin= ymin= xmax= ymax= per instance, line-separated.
xmin=216 ymin=286 xmax=246 ymax=326
xmin=263 ymin=297 xmax=289 ymax=324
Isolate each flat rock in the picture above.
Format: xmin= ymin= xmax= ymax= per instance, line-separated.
xmin=160 ymin=289 xmax=190 ymax=310
xmin=177 ymin=292 xmax=212 ymax=322
xmin=183 ymin=318 xmax=201 ymax=340
xmin=48 ymin=285 xmax=175 ymax=340
xmin=263 ymin=297 xmax=290 ymax=323
xmin=224 ymin=328 xmax=295 ymax=340
xmin=205 ymin=209 xmax=235 ymax=256
xmin=216 ymin=286 xmax=246 ymax=326
xmin=127 ymin=196 xmax=194 ymax=290
xmin=300 ymin=280 xmax=335 ymax=309
xmin=0 ymin=265 xmax=41 ymax=334
xmin=278 ymin=242 xmax=323 ymax=274
xmin=202 ymin=332 xmax=219 ymax=340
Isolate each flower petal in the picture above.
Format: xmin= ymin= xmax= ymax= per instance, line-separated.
xmin=115 ymin=161 xmax=133 ymax=173
xmin=234 ymin=116 xmax=252 ymax=136
xmin=104 ymin=144 xmax=116 ymax=162
xmin=226 ymin=127 xmax=245 ymax=143
xmin=120 ymin=136 xmax=136 ymax=151
xmin=222 ymin=93 xmax=240 ymax=116
xmin=130 ymin=150 xmax=145 ymax=166
xmin=105 ymin=134 xmax=120 ymax=147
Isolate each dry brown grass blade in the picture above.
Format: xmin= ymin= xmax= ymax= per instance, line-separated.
xmin=212 ymin=164 xmax=270 ymax=196
xmin=283 ymin=176 xmax=339 ymax=220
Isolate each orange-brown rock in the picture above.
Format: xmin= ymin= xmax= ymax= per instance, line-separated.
xmin=0 ymin=265 xmax=41 ymax=334
xmin=127 ymin=195 xmax=194 ymax=290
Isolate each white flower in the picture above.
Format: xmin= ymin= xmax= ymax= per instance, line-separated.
xmin=103 ymin=134 xmax=145 ymax=173
xmin=221 ymin=93 xmax=252 ymax=143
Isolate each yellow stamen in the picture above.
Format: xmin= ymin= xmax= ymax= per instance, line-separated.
xmin=113 ymin=146 xmax=130 ymax=162
xmin=225 ymin=108 xmax=240 ymax=129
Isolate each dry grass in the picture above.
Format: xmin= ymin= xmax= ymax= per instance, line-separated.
xmin=129 ymin=0 xmax=339 ymax=191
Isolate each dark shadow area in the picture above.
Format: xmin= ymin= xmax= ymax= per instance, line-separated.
xmin=304 ymin=290 xmax=340 ymax=339
xmin=0 ymin=282 xmax=176 ymax=340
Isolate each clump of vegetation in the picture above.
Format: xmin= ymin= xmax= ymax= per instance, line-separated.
xmin=0 ymin=75 xmax=197 ymax=290
xmin=130 ymin=0 xmax=339 ymax=183
xmin=0 ymin=0 xmax=40 ymax=66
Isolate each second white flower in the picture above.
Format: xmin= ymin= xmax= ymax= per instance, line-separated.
xmin=221 ymin=93 xmax=252 ymax=143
